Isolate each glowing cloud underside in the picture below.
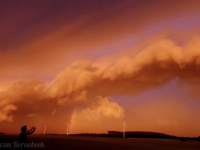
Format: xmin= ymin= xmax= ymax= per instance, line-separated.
xmin=2 ymin=35 xmax=200 ymax=122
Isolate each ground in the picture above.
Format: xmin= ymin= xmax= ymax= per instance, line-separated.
xmin=0 ymin=134 xmax=200 ymax=150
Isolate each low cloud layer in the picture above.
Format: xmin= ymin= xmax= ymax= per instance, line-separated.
xmin=1 ymin=33 xmax=200 ymax=124
xmin=48 ymin=36 xmax=200 ymax=100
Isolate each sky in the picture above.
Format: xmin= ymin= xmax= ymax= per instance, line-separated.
xmin=1 ymin=0 xmax=200 ymax=137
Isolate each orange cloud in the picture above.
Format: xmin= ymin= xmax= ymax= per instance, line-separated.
xmin=46 ymin=35 xmax=200 ymax=101
xmin=2 ymin=29 xmax=200 ymax=123
xmin=0 ymin=104 xmax=17 ymax=122
xmin=79 ymin=96 xmax=124 ymax=120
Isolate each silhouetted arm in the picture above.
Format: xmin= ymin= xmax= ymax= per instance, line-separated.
xmin=25 ymin=127 xmax=36 ymax=135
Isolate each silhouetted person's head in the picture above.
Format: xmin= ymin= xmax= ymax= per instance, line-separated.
xmin=21 ymin=125 xmax=27 ymax=132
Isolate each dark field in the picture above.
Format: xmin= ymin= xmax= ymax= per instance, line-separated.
xmin=0 ymin=134 xmax=200 ymax=150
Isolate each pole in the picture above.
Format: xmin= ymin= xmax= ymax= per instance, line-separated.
xmin=123 ymin=122 xmax=126 ymax=138
xmin=44 ymin=126 xmax=46 ymax=135
xmin=67 ymin=123 xmax=69 ymax=135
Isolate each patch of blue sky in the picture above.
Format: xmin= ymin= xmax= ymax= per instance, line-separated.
xmin=88 ymin=16 xmax=200 ymax=58
xmin=111 ymin=78 xmax=200 ymax=110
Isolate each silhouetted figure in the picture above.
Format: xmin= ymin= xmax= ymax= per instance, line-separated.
xmin=19 ymin=125 xmax=36 ymax=143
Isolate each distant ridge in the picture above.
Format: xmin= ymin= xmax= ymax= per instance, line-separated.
xmin=108 ymin=131 xmax=200 ymax=141
xmin=41 ymin=131 xmax=200 ymax=142
xmin=0 ymin=132 xmax=4 ymax=134
xmin=108 ymin=131 xmax=178 ymax=139
xmin=69 ymin=131 xmax=200 ymax=141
